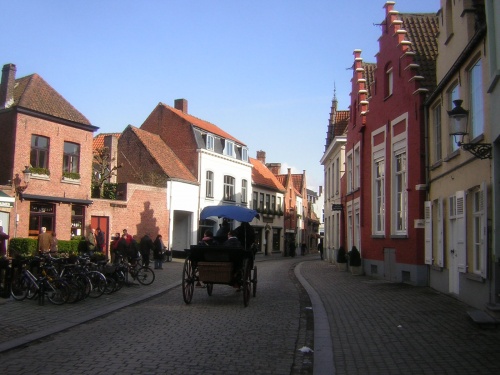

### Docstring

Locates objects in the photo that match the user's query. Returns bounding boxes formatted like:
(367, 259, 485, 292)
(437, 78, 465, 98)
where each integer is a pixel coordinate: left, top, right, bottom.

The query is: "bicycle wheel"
(87, 271, 106, 298)
(104, 276, 117, 294)
(10, 275, 32, 301)
(46, 279, 70, 305)
(112, 270, 125, 291)
(136, 267, 155, 285)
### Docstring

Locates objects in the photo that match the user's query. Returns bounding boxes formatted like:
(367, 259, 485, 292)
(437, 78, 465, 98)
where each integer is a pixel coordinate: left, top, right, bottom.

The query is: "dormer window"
(224, 140, 235, 157)
(206, 134, 214, 151)
(242, 147, 248, 162)
(385, 64, 393, 98)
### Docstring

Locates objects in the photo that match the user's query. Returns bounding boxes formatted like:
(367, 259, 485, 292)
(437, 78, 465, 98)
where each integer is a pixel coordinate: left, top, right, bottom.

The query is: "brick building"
(0, 63, 98, 242)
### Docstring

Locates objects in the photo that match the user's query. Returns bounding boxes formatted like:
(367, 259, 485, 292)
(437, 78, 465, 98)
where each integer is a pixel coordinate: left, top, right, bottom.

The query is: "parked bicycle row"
(8, 253, 155, 305)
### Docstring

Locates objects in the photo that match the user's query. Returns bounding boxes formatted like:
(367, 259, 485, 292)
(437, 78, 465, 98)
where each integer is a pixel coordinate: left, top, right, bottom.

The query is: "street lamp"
(448, 100, 492, 160)
(15, 166, 31, 196)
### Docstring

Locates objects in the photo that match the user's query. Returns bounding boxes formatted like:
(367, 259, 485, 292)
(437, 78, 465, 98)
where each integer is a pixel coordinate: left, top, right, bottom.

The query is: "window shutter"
(437, 198, 444, 267)
(424, 201, 432, 265)
(480, 182, 488, 278)
(455, 191, 467, 273)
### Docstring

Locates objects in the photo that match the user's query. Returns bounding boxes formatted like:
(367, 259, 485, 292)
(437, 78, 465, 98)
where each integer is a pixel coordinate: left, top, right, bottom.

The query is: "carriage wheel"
(182, 258, 195, 304)
(242, 259, 251, 307)
(206, 283, 213, 296)
(252, 265, 257, 297)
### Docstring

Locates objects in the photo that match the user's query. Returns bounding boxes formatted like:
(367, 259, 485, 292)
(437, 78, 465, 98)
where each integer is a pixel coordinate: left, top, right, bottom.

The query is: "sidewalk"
(0, 259, 185, 353)
(297, 259, 500, 375)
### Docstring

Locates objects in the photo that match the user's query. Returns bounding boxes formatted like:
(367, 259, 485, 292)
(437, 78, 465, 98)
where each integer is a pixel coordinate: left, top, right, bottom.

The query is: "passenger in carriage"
(224, 230, 242, 247)
(198, 230, 215, 246)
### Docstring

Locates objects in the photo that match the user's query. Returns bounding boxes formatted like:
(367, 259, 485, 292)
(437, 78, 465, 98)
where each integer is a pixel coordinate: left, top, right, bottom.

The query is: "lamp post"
(448, 100, 492, 160)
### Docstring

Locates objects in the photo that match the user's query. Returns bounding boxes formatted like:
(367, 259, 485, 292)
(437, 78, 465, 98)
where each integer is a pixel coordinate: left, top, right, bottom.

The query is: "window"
(394, 151, 407, 233)
(271, 195, 276, 211)
(265, 194, 270, 210)
(242, 147, 248, 162)
(469, 59, 484, 139)
(223, 175, 235, 201)
(433, 104, 442, 161)
(206, 134, 214, 150)
(206, 171, 214, 198)
(241, 179, 248, 203)
(259, 193, 264, 210)
(29, 202, 55, 236)
(63, 142, 80, 174)
(277, 197, 282, 212)
(354, 147, 360, 189)
(30, 135, 49, 169)
(347, 153, 353, 193)
(472, 183, 487, 277)
(252, 191, 258, 210)
(374, 158, 385, 233)
(335, 157, 340, 195)
(385, 64, 393, 98)
(449, 84, 460, 152)
(71, 205, 85, 238)
(224, 140, 235, 157)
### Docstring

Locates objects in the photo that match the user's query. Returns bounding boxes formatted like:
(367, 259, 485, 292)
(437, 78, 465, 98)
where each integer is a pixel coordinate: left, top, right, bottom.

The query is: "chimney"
(174, 98, 188, 113)
(0, 63, 16, 109)
(266, 163, 281, 175)
(256, 150, 266, 164)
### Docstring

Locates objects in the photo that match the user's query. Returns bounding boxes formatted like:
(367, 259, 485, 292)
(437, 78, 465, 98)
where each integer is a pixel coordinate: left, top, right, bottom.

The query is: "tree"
(92, 146, 122, 198)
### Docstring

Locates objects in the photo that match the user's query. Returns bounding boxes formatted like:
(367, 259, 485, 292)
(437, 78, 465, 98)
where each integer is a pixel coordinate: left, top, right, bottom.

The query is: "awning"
(0, 191, 15, 208)
(21, 193, 93, 206)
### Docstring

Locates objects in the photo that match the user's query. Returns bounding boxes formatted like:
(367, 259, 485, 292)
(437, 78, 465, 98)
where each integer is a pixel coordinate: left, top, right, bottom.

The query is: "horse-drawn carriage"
(181, 205, 258, 307)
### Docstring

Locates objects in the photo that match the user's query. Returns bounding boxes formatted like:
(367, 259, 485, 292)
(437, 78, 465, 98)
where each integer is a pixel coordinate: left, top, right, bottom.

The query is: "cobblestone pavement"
(2, 255, 500, 374)
(298, 259, 500, 375)
(0, 255, 313, 375)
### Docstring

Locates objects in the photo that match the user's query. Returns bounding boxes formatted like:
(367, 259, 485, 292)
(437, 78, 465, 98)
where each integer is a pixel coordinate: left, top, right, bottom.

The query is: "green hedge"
(8, 237, 88, 257)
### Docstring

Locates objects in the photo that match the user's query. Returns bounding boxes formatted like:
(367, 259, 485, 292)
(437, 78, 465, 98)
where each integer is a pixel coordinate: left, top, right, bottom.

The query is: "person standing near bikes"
(153, 234, 165, 270)
(139, 233, 154, 268)
(37, 227, 52, 255)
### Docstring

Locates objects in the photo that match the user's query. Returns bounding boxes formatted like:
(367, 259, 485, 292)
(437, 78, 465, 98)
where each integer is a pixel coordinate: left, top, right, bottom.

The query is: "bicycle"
(118, 255, 155, 286)
(11, 257, 70, 305)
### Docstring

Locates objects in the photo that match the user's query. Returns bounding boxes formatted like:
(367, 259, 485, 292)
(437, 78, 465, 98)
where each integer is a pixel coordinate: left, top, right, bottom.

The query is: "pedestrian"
(37, 227, 52, 254)
(318, 240, 324, 260)
(86, 227, 96, 255)
(301, 242, 306, 256)
(224, 230, 242, 247)
(288, 240, 296, 257)
(110, 232, 121, 264)
(117, 233, 130, 263)
(0, 226, 9, 257)
(50, 232, 58, 255)
(198, 230, 215, 246)
(139, 233, 154, 267)
(95, 227, 105, 253)
(153, 234, 165, 269)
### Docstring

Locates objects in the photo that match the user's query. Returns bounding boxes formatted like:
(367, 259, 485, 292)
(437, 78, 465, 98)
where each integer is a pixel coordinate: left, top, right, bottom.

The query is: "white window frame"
(448, 83, 460, 153)
(468, 58, 484, 139)
(346, 152, 353, 193)
(224, 140, 235, 157)
(205, 170, 214, 198)
(223, 175, 235, 202)
(472, 182, 488, 277)
(347, 202, 353, 251)
(354, 145, 360, 190)
(386, 66, 394, 97)
(242, 147, 248, 162)
(393, 148, 407, 234)
(206, 134, 214, 151)
(241, 179, 248, 203)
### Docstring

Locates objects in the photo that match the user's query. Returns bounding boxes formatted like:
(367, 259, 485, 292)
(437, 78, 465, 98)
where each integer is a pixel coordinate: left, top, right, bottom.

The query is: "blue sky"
(4, 0, 439, 191)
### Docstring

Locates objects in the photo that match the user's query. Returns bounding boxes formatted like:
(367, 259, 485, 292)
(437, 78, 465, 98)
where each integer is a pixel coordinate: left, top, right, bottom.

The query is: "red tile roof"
(250, 158, 286, 192)
(14, 74, 93, 126)
(128, 126, 197, 183)
(93, 133, 121, 150)
(161, 103, 246, 146)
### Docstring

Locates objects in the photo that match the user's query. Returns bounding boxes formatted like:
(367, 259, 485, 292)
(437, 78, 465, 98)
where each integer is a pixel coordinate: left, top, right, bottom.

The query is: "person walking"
(95, 227, 105, 253)
(50, 232, 59, 255)
(86, 228, 96, 255)
(110, 232, 121, 264)
(37, 227, 52, 254)
(0, 226, 9, 257)
(153, 234, 165, 270)
(318, 240, 324, 260)
(139, 233, 154, 268)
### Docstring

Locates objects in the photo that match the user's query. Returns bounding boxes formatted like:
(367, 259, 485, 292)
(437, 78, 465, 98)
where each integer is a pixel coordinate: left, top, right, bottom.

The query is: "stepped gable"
(400, 13, 439, 92)
(250, 157, 286, 191)
(128, 125, 197, 183)
(14, 73, 92, 126)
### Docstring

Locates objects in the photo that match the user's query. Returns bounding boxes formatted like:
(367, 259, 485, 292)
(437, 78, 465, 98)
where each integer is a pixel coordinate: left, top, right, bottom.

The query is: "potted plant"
(336, 246, 347, 271)
(349, 246, 363, 275)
